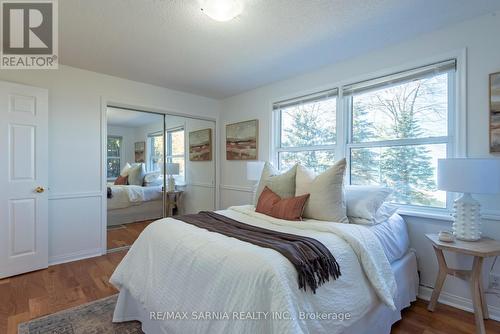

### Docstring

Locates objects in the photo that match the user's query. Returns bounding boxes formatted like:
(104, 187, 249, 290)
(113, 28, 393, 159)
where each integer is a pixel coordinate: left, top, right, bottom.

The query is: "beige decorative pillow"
(295, 159, 348, 223)
(127, 163, 146, 186)
(253, 163, 297, 205)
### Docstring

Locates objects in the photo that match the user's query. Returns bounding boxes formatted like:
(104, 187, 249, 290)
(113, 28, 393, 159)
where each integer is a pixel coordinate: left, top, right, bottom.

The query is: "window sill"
(397, 207, 454, 222)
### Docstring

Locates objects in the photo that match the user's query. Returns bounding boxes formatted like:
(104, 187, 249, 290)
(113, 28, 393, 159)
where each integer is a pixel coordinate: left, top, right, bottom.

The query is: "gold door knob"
(35, 186, 45, 193)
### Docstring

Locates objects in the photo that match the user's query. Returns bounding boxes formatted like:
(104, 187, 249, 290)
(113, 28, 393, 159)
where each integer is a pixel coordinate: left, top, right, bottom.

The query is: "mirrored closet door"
(105, 107, 216, 251)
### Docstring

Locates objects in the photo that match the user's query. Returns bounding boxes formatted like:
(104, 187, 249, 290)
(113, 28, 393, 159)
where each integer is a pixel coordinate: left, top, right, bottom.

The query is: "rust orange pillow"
(256, 186, 310, 221)
(114, 175, 128, 185)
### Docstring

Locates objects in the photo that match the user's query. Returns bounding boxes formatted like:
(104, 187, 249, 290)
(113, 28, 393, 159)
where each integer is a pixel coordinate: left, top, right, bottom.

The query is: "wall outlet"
(488, 273, 500, 292)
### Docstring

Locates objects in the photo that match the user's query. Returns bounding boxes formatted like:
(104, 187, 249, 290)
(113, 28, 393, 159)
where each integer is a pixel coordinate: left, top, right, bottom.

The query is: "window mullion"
(347, 136, 448, 149)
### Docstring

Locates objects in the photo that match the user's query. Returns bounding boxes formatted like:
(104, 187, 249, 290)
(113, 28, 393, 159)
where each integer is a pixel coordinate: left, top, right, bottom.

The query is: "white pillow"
(127, 163, 146, 186)
(345, 185, 393, 225)
(144, 171, 161, 183)
(295, 159, 348, 223)
(253, 163, 297, 204)
(120, 163, 132, 177)
(373, 203, 399, 225)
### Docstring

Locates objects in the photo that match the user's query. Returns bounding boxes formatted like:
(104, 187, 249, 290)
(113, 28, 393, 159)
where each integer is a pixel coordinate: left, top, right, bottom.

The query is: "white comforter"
(107, 184, 163, 210)
(110, 205, 397, 334)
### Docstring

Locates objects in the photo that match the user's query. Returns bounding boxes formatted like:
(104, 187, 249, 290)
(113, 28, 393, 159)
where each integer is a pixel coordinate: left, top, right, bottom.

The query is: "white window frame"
(166, 126, 186, 184)
(272, 89, 339, 171)
(344, 60, 456, 213)
(107, 135, 122, 180)
(147, 131, 164, 172)
(271, 53, 466, 219)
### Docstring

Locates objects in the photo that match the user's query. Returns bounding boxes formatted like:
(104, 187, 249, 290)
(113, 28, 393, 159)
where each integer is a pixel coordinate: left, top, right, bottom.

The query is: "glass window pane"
(352, 73, 448, 143)
(149, 135, 164, 172)
(171, 130, 185, 155)
(278, 150, 335, 174)
(107, 158, 121, 179)
(107, 136, 121, 157)
(350, 144, 446, 207)
(280, 97, 336, 148)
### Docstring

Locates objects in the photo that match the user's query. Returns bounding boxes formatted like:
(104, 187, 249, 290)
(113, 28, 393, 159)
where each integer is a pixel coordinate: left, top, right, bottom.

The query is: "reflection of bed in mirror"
(105, 106, 216, 251)
(107, 182, 164, 226)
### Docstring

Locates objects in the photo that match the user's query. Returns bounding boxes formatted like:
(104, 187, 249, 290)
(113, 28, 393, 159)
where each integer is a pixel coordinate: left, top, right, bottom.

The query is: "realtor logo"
(1, 0, 58, 69)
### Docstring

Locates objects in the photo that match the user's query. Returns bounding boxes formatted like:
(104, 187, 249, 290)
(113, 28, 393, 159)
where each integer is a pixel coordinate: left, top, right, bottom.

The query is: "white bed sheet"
(110, 205, 399, 334)
(112, 251, 418, 334)
(108, 184, 163, 210)
(368, 214, 410, 264)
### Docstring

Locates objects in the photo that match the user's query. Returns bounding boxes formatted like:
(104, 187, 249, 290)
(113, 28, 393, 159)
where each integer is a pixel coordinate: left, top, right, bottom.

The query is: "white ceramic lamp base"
(168, 176, 176, 192)
(452, 193, 481, 241)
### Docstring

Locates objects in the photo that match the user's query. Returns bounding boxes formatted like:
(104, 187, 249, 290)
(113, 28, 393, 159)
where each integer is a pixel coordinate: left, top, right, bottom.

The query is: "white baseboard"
(418, 285, 500, 321)
(49, 248, 102, 266)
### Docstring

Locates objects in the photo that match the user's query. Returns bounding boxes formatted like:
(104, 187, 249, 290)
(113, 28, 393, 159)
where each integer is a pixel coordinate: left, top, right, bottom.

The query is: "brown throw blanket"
(175, 211, 341, 293)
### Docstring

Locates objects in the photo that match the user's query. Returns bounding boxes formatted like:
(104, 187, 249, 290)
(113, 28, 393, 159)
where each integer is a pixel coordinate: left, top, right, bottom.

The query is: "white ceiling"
(107, 107, 163, 127)
(60, 0, 500, 98)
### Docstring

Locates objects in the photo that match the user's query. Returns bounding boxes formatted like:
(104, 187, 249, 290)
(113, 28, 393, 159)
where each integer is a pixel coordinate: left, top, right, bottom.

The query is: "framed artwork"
(490, 72, 500, 153)
(189, 128, 212, 161)
(134, 141, 145, 163)
(226, 119, 258, 160)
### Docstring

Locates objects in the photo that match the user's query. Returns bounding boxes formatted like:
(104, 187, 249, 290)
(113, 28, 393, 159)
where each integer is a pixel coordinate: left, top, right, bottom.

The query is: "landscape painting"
(134, 141, 145, 163)
(226, 119, 258, 160)
(490, 72, 500, 153)
(189, 128, 212, 161)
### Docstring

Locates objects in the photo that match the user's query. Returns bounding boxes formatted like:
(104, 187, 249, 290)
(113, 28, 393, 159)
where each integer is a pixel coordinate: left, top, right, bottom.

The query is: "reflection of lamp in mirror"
(166, 163, 180, 192)
(437, 159, 500, 241)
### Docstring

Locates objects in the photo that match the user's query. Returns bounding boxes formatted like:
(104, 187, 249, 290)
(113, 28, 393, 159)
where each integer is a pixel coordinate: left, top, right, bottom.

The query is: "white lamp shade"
(166, 163, 180, 175)
(246, 161, 265, 181)
(437, 159, 500, 194)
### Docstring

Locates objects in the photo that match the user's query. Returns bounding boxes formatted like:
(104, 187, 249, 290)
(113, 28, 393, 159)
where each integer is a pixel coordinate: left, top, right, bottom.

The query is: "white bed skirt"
(112, 250, 418, 334)
(107, 200, 163, 226)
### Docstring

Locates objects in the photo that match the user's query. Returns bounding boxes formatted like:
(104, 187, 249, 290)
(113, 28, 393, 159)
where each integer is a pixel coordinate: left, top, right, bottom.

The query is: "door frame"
(99, 97, 219, 255)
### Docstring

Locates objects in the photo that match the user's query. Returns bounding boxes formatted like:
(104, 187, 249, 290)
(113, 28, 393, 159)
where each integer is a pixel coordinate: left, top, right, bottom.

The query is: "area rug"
(18, 295, 143, 334)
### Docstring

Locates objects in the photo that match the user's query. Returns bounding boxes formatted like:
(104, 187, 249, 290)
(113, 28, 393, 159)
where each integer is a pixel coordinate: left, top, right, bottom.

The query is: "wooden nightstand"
(164, 190, 183, 217)
(426, 233, 500, 334)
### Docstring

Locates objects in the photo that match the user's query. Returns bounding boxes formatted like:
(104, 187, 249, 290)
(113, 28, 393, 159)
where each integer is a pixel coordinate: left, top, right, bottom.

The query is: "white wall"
(0, 64, 220, 264)
(219, 12, 500, 317)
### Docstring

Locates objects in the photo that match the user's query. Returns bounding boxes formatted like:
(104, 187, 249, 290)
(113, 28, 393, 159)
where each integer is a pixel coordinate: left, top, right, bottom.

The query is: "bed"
(107, 184, 163, 226)
(110, 205, 418, 333)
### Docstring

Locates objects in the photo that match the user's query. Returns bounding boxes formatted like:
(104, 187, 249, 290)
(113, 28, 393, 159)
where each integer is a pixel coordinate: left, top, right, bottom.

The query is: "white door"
(0, 81, 48, 279)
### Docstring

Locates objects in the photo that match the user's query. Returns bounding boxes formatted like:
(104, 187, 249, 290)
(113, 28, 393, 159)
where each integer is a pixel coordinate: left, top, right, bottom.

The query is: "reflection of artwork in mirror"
(490, 72, 500, 152)
(226, 119, 258, 160)
(135, 141, 145, 162)
(189, 128, 212, 161)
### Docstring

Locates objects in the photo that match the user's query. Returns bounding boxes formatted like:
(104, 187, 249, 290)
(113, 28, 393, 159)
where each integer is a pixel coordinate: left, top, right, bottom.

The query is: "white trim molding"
(419, 285, 500, 322)
(482, 210, 500, 221)
(220, 184, 254, 193)
(49, 192, 103, 201)
(49, 248, 102, 266)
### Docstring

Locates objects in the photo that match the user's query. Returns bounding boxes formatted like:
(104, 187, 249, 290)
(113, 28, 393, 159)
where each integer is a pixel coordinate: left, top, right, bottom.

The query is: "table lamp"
(166, 163, 180, 192)
(437, 158, 500, 241)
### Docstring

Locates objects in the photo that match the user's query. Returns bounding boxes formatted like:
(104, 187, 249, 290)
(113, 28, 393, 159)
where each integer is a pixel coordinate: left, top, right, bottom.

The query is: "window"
(273, 89, 338, 173)
(107, 136, 122, 179)
(345, 60, 456, 208)
(166, 127, 185, 184)
(272, 59, 458, 211)
(148, 132, 164, 172)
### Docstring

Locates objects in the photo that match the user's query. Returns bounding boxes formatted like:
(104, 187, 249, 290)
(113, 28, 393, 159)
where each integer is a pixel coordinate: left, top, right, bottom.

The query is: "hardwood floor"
(0, 251, 126, 334)
(1, 248, 500, 333)
(107, 220, 154, 250)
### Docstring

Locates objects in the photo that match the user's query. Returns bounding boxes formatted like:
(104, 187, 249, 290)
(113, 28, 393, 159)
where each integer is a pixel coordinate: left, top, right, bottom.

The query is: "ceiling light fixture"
(200, 0, 243, 22)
